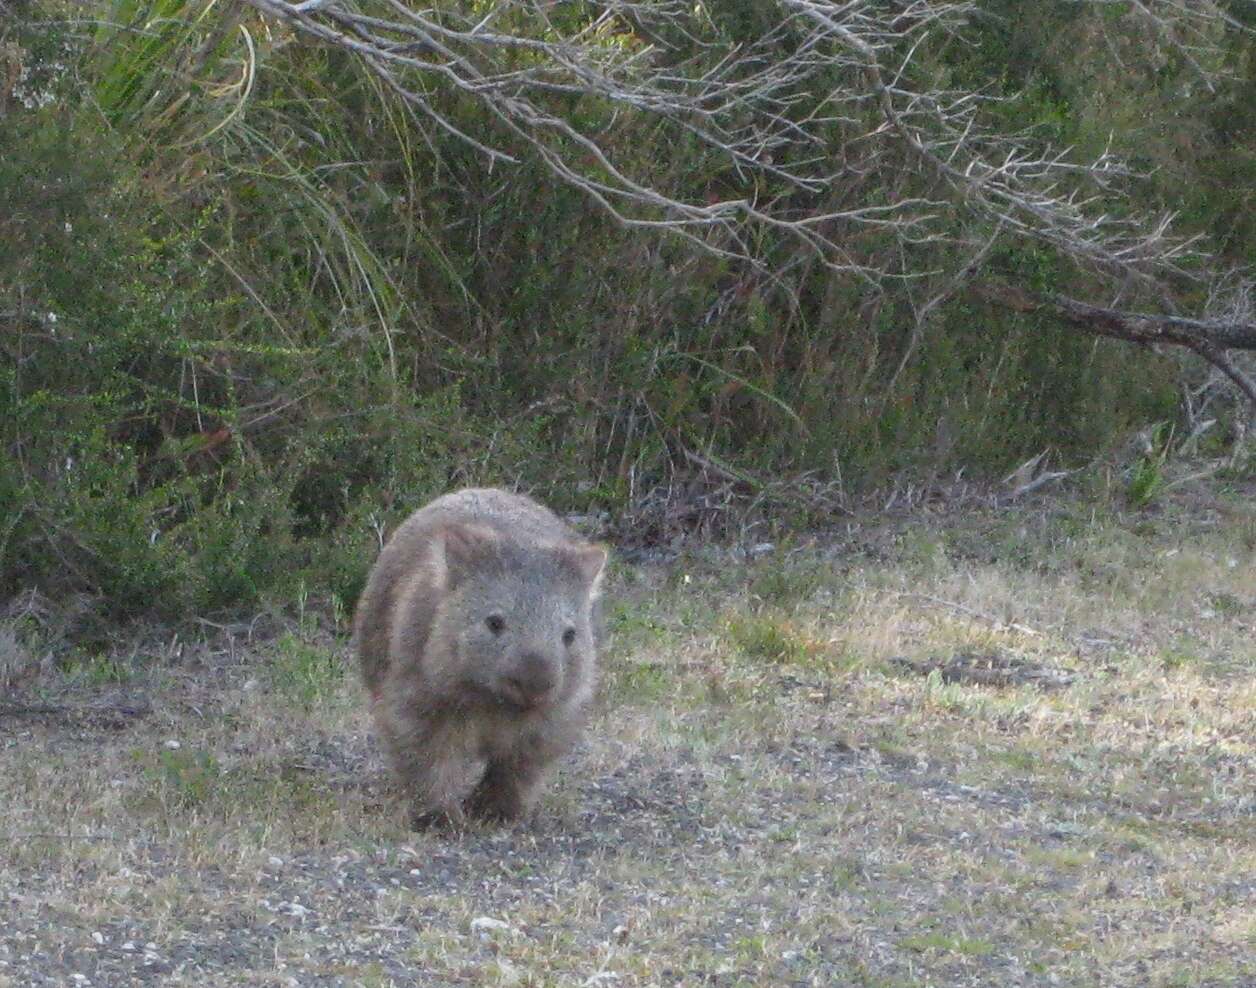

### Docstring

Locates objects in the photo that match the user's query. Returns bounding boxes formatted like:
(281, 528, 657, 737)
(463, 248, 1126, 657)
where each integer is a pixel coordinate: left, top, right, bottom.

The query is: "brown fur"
(354, 488, 607, 827)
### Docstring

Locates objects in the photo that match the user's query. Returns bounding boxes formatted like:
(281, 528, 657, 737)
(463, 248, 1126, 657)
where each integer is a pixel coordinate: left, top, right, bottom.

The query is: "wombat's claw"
(408, 807, 460, 831)
(464, 794, 528, 826)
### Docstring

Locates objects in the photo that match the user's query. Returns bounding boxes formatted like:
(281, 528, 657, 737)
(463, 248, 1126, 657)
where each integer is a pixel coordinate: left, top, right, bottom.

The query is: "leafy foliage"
(2, 1, 1252, 621)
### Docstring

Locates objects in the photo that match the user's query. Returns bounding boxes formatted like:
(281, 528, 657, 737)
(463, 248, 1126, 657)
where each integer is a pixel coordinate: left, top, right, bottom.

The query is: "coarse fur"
(354, 488, 607, 828)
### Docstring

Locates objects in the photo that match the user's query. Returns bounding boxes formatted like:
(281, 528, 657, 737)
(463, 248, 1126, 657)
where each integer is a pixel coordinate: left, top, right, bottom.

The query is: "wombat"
(354, 488, 607, 827)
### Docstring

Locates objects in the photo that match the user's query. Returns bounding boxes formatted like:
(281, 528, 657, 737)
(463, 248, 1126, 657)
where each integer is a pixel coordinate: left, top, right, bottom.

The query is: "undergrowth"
(2, 1, 1250, 625)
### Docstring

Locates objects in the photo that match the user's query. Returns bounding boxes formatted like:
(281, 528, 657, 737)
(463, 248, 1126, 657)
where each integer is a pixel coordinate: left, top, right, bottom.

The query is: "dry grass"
(2, 490, 1254, 987)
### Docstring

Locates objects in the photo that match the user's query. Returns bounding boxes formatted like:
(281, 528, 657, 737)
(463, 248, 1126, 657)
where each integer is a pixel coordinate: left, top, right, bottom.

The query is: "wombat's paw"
(464, 787, 529, 825)
(408, 806, 462, 832)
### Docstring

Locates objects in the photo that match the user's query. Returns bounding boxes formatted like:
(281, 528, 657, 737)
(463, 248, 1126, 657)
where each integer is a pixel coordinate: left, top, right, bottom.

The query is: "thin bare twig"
(237, 0, 1256, 406)
(895, 591, 1042, 637)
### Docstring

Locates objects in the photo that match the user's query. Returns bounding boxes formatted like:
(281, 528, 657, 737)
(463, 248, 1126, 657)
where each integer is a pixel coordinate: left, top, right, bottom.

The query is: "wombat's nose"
(505, 652, 558, 704)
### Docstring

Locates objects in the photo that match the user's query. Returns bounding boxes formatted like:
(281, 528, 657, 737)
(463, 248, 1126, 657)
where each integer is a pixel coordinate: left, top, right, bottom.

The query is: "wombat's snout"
(500, 651, 559, 709)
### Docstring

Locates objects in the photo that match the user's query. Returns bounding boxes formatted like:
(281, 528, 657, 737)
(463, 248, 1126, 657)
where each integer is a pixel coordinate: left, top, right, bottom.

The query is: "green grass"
(725, 612, 815, 665)
(269, 632, 345, 709)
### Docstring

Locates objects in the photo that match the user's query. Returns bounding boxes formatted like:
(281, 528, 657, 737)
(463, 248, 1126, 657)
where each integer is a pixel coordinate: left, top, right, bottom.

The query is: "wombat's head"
(429, 523, 607, 712)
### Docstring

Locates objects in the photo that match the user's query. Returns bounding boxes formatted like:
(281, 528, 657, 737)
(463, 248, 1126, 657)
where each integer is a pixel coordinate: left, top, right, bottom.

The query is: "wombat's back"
(353, 488, 582, 697)
(414, 488, 573, 543)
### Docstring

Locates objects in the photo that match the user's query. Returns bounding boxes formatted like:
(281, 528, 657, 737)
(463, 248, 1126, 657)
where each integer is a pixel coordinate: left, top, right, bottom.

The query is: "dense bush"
(3, 1, 1249, 621)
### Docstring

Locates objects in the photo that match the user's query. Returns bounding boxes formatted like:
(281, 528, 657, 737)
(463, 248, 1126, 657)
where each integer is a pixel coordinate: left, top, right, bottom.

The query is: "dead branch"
(973, 280, 1256, 407)
(235, 0, 1256, 405)
(240, 0, 1215, 276)
(896, 591, 1042, 638)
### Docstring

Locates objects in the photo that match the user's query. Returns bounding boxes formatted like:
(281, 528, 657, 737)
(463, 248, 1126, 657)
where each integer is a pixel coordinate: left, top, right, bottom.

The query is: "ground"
(1, 488, 1254, 987)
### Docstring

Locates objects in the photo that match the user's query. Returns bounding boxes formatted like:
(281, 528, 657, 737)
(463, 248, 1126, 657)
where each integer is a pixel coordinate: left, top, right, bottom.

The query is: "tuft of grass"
(612, 661, 673, 704)
(140, 746, 223, 809)
(747, 555, 826, 608)
(1160, 635, 1205, 671)
(63, 652, 133, 686)
(725, 612, 814, 665)
(0, 624, 38, 690)
(269, 633, 345, 708)
(900, 931, 996, 957)
(1126, 424, 1173, 508)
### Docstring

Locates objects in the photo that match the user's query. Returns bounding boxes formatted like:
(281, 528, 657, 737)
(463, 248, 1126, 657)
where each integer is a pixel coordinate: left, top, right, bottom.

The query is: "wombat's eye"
(562, 627, 576, 647)
(485, 615, 505, 635)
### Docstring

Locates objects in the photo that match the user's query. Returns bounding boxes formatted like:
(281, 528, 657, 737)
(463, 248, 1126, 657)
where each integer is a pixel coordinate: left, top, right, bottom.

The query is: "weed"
(63, 652, 132, 686)
(606, 602, 670, 650)
(726, 613, 813, 665)
(748, 555, 825, 607)
(270, 633, 345, 708)
(613, 661, 673, 704)
(1160, 638, 1203, 671)
(1127, 423, 1174, 508)
(900, 931, 995, 957)
(142, 746, 222, 809)
(1206, 591, 1245, 618)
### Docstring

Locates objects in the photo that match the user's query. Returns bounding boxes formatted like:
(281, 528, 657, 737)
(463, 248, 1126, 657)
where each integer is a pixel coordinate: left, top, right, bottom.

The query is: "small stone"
(471, 916, 514, 938)
(91, 932, 104, 945)
(164, 740, 181, 750)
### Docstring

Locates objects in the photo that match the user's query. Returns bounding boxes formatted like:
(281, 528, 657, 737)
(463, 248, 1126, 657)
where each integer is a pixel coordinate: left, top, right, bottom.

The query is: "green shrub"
(2, 1, 1242, 629)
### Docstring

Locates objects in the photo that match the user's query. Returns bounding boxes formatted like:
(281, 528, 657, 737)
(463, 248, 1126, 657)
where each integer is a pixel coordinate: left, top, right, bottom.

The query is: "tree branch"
(236, 0, 1256, 405)
(973, 281, 1256, 351)
(974, 280, 1256, 410)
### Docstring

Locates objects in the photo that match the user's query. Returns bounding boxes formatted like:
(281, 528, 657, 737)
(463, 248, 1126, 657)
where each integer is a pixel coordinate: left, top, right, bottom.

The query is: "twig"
(0, 701, 63, 717)
(895, 591, 1041, 637)
(1007, 470, 1073, 500)
(0, 832, 121, 841)
(0, 701, 151, 721)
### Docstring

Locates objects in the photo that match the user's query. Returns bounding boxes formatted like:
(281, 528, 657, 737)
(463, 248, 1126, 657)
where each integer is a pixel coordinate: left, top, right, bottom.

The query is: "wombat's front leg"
(397, 745, 478, 830)
(467, 722, 580, 823)
(375, 700, 475, 828)
(464, 755, 550, 823)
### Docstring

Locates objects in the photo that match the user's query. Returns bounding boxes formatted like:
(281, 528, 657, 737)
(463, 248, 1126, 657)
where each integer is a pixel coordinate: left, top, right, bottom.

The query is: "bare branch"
(975, 279, 1256, 411)
(235, 0, 1256, 409)
(973, 280, 1256, 352)
(1067, 0, 1255, 89)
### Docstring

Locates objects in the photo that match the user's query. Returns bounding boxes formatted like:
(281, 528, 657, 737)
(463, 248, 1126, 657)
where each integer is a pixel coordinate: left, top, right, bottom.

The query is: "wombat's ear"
(569, 544, 608, 597)
(430, 523, 498, 589)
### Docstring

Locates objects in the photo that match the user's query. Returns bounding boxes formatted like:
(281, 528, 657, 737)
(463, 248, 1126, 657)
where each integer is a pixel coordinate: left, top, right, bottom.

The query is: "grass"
(1, 488, 1254, 986)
